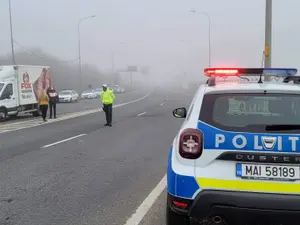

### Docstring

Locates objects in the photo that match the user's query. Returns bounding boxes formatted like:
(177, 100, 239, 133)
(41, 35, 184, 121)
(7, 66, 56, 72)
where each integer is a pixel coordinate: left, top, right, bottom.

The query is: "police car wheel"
(166, 203, 189, 225)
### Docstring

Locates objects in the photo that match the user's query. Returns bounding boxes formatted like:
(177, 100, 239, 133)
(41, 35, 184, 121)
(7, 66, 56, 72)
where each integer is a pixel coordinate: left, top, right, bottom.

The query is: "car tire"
(166, 203, 189, 225)
(0, 108, 8, 121)
(10, 112, 18, 117)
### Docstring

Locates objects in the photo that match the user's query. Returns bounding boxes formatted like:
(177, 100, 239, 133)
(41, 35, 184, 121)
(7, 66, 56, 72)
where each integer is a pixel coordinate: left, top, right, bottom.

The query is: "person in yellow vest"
(38, 89, 49, 122)
(99, 84, 115, 127)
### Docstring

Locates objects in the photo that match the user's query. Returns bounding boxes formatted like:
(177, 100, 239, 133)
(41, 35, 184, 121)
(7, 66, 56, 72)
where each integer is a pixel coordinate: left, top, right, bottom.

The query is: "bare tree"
(0, 48, 107, 92)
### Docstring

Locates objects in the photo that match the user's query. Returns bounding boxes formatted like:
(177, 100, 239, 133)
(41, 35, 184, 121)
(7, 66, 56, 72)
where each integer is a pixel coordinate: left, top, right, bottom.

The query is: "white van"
(0, 65, 51, 121)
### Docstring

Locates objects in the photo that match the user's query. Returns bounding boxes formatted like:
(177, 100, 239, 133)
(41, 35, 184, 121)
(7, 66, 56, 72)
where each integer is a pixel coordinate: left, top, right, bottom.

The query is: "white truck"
(0, 65, 51, 121)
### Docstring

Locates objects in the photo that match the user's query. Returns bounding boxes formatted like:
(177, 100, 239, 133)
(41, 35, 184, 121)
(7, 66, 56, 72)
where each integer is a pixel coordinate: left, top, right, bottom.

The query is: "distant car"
(94, 88, 102, 96)
(107, 84, 124, 93)
(58, 90, 78, 103)
(81, 89, 97, 99)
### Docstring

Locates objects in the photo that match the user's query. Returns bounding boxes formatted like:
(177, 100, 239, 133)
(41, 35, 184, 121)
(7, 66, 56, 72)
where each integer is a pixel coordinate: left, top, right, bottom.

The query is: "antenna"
(258, 50, 265, 83)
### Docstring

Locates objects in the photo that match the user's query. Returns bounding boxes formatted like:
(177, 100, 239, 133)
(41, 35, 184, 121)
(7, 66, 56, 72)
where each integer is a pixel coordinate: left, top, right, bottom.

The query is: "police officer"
(47, 87, 58, 119)
(100, 84, 115, 126)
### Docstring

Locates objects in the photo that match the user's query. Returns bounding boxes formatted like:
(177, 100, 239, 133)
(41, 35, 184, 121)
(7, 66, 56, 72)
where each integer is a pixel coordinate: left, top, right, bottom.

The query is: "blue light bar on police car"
(204, 68, 298, 77)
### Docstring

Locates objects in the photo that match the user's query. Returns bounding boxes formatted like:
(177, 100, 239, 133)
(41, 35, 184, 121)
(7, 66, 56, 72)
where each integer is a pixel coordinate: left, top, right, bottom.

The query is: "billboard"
(127, 66, 138, 72)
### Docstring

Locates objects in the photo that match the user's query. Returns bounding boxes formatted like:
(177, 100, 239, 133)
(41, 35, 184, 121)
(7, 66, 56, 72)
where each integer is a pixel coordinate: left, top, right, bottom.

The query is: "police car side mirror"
(173, 107, 187, 118)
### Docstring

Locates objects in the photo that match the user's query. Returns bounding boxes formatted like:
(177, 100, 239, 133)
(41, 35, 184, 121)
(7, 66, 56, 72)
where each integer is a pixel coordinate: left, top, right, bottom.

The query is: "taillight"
(179, 128, 203, 159)
(172, 201, 188, 209)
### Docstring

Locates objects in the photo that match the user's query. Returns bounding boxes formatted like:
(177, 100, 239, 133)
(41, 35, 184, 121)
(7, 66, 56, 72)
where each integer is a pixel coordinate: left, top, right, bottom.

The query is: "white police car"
(167, 68, 300, 225)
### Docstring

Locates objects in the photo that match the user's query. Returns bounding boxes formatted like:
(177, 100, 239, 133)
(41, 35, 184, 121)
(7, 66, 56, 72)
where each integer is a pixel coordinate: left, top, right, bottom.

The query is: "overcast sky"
(0, 0, 299, 78)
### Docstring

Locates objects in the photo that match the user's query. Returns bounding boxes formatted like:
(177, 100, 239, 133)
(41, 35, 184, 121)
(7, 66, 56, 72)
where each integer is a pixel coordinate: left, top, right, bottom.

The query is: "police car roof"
(204, 82, 300, 94)
(202, 67, 300, 94)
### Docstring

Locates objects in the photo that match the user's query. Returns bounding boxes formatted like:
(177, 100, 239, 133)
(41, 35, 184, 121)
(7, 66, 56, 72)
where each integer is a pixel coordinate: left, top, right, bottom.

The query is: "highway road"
(0, 87, 194, 225)
(0, 89, 158, 134)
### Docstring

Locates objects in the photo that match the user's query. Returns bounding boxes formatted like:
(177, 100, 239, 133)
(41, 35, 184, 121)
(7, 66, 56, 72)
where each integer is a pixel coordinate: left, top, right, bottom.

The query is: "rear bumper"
(168, 190, 300, 225)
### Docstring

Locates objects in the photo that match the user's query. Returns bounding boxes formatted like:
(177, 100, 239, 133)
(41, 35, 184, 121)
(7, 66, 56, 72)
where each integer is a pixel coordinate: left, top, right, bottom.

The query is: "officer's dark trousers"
(49, 102, 56, 118)
(103, 104, 112, 125)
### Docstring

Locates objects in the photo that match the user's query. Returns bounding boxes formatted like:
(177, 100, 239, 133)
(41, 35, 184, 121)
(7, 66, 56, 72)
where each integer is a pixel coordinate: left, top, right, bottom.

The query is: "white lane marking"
(137, 112, 147, 116)
(124, 175, 166, 225)
(1, 130, 10, 132)
(160, 102, 164, 106)
(42, 133, 86, 148)
(0, 120, 34, 126)
(0, 92, 152, 134)
(115, 92, 151, 107)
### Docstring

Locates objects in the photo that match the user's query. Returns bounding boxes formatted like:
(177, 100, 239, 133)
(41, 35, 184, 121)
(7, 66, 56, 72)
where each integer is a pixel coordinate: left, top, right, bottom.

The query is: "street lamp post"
(190, 9, 212, 67)
(111, 41, 126, 84)
(179, 40, 189, 76)
(111, 51, 115, 72)
(8, 0, 15, 64)
(111, 41, 125, 72)
(264, 0, 272, 68)
(78, 15, 96, 93)
(264, 0, 272, 81)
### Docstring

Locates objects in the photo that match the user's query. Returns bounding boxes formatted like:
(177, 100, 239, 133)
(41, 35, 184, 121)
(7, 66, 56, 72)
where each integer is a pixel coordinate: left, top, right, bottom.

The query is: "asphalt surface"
(0, 87, 193, 225)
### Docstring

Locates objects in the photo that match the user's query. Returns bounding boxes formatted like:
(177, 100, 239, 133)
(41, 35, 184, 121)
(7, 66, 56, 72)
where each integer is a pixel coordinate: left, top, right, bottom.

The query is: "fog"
(0, 48, 146, 91)
(1, 0, 300, 91)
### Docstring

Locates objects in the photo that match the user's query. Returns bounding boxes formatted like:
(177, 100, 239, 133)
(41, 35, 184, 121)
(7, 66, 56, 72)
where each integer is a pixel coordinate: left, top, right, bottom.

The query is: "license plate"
(236, 163, 300, 181)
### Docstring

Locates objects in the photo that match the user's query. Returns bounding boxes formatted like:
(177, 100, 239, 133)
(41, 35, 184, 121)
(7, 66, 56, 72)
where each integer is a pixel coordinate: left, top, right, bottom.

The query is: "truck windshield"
(0, 83, 4, 93)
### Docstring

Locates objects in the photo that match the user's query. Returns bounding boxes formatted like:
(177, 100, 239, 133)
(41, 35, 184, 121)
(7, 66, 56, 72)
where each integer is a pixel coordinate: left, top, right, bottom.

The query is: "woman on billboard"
(33, 67, 51, 102)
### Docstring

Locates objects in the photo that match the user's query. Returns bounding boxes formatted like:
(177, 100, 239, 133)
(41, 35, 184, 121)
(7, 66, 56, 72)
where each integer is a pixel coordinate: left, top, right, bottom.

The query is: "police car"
(167, 68, 300, 225)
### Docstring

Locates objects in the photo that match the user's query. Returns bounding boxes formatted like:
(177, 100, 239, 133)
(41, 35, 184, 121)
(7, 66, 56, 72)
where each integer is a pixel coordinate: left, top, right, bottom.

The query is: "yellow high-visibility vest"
(100, 89, 115, 104)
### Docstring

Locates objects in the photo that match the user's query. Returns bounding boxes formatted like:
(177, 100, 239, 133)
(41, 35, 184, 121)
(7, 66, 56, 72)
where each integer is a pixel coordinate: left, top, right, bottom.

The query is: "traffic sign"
(128, 66, 138, 72)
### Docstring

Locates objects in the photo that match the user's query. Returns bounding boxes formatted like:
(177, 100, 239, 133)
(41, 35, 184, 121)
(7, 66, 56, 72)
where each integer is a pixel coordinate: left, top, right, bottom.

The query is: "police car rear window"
(199, 93, 300, 133)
